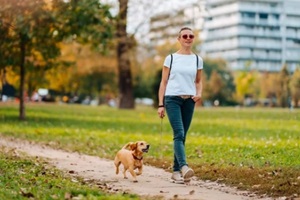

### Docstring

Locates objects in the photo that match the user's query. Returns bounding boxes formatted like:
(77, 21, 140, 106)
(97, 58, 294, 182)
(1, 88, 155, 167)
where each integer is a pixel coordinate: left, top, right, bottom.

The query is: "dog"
(114, 141, 150, 182)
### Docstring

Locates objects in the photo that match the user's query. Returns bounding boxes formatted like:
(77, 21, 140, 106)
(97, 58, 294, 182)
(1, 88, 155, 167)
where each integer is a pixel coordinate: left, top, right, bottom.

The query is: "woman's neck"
(176, 47, 193, 55)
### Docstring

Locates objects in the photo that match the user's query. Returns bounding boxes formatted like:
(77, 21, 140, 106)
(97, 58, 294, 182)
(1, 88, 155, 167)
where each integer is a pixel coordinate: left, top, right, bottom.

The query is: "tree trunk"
(19, 34, 26, 120)
(117, 0, 134, 109)
(0, 68, 6, 86)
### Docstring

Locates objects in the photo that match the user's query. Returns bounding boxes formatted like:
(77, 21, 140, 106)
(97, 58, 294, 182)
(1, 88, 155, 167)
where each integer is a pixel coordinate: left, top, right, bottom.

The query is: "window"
(270, 3, 278, 8)
(242, 12, 255, 18)
(259, 13, 268, 19)
(272, 14, 279, 20)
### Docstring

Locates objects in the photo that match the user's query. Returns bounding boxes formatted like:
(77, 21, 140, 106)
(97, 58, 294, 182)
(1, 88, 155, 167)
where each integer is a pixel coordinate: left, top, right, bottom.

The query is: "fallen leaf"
(189, 190, 195, 195)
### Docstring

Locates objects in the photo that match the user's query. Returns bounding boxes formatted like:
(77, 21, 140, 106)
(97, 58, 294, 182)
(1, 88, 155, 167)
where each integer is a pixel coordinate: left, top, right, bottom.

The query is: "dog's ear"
(130, 142, 137, 150)
(123, 142, 134, 150)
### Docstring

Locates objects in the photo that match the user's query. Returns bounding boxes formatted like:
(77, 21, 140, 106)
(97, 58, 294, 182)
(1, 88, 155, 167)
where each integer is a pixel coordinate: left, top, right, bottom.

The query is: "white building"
(201, 0, 300, 72)
(149, 4, 204, 47)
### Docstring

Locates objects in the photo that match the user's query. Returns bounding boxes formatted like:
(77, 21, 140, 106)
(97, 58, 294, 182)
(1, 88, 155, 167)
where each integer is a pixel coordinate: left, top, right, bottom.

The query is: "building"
(149, 4, 204, 47)
(201, 0, 300, 72)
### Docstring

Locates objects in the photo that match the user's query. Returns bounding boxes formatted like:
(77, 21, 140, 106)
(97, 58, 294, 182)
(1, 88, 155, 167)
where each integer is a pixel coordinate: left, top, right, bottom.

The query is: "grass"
(0, 146, 139, 200)
(0, 102, 299, 198)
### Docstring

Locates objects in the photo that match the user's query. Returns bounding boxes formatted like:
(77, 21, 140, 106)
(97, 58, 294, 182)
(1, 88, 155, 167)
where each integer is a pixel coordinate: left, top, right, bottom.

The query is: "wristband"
(158, 105, 164, 108)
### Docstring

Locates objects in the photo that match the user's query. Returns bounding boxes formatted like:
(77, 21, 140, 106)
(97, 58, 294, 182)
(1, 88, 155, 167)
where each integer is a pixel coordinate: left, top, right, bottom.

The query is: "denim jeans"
(164, 96, 195, 172)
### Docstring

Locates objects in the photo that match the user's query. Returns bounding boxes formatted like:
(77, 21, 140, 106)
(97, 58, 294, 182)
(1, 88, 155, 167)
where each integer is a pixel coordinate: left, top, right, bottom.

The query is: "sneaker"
(181, 165, 194, 180)
(170, 171, 184, 184)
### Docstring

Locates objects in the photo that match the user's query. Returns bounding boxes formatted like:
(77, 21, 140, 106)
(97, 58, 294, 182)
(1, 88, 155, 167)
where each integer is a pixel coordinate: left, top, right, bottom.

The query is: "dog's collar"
(132, 153, 143, 161)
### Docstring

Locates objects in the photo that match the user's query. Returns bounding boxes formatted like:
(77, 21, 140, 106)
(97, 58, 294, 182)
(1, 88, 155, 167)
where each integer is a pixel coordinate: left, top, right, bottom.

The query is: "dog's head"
(127, 141, 150, 153)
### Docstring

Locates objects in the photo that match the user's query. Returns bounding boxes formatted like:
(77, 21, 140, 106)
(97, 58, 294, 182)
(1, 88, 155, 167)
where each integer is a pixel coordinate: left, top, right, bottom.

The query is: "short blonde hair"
(178, 27, 192, 38)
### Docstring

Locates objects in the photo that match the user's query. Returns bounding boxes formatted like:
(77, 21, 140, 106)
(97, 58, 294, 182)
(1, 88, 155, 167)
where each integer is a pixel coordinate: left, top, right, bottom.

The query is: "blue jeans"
(165, 96, 195, 172)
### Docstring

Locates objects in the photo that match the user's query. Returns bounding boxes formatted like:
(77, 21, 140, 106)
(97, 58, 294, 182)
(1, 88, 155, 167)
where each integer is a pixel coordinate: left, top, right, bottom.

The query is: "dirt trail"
(0, 136, 272, 200)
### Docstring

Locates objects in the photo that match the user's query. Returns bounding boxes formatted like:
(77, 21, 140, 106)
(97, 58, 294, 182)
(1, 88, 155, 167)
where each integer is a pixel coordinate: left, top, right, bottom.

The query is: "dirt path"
(0, 136, 272, 200)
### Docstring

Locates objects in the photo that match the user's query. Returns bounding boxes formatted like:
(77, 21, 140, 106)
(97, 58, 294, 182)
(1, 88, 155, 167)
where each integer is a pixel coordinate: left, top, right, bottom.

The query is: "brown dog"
(114, 141, 150, 182)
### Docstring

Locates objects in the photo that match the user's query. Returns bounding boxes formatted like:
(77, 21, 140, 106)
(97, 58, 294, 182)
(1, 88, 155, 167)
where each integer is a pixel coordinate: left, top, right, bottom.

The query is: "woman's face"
(178, 29, 194, 48)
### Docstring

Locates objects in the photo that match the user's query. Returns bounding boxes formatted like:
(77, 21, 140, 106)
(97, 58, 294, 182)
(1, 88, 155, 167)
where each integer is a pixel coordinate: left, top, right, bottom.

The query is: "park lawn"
(0, 146, 140, 200)
(0, 103, 299, 198)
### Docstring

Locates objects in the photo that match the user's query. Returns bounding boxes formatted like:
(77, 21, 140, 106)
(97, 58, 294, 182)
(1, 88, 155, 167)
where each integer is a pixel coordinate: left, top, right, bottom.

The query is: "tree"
(45, 42, 118, 103)
(203, 58, 236, 105)
(289, 68, 300, 107)
(276, 65, 290, 107)
(0, 0, 114, 119)
(207, 70, 225, 102)
(0, 0, 61, 120)
(52, 0, 114, 51)
(234, 70, 258, 105)
(116, 0, 135, 108)
(258, 72, 278, 107)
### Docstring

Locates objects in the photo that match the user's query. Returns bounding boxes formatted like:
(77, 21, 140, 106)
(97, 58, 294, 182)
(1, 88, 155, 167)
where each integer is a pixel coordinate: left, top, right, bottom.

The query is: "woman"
(157, 27, 203, 184)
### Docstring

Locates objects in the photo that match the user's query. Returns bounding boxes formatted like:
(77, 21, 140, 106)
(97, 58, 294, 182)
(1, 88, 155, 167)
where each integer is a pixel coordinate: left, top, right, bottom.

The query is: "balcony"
(204, 15, 240, 29)
(239, 2, 281, 14)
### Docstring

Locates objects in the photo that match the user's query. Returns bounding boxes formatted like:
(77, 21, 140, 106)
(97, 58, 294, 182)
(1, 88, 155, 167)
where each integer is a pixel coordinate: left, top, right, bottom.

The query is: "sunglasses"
(181, 34, 195, 39)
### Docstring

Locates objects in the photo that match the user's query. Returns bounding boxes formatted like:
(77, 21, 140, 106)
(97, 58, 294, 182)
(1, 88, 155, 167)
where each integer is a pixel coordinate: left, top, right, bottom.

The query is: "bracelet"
(158, 105, 164, 108)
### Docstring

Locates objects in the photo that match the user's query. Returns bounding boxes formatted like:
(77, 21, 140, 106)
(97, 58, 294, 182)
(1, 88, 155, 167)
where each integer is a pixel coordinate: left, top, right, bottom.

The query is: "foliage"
(0, 0, 61, 77)
(289, 68, 300, 107)
(133, 75, 152, 98)
(206, 70, 225, 103)
(259, 72, 276, 98)
(0, 0, 63, 119)
(130, 39, 153, 99)
(0, 0, 114, 119)
(0, 146, 138, 200)
(0, 104, 299, 197)
(80, 70, 117, 99)
(0, 0, 60, 69)
(202, 58, 236, 105)
(52, 0, 114, 52)
(276, 65, 290, 107)
(234, 70, 258, 104)
(151, 69, 162, 107)
(45, 43, 118, 100)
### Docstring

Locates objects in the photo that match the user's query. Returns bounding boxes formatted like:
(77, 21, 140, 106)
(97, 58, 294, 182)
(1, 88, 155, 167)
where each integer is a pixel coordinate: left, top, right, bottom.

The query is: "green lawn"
(0, 103, 299, 198)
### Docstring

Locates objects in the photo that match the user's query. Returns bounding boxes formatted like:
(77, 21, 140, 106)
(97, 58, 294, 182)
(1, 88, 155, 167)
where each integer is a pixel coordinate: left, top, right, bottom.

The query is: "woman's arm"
(193, 69, 202, 102)
(157, 66, 170, 118)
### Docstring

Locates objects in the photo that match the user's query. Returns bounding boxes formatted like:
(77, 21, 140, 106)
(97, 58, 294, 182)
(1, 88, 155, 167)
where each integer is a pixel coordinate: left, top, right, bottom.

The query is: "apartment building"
(149, 5, 203, 47)
(201, 0, 300, 71)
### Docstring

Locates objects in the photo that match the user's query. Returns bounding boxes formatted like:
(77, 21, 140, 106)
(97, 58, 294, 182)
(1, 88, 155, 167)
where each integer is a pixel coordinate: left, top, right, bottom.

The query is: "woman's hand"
(157, 107, 165, 118)
(192, 94, 202, 103)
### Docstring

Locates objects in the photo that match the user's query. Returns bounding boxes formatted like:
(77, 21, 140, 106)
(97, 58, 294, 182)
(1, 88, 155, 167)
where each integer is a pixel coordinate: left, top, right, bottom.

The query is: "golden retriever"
(114, 141, 150, 182)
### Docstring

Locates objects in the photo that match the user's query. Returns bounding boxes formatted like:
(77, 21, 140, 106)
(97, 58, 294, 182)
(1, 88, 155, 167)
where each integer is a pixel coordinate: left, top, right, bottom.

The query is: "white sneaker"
(170, 171, 184, 184)
(181, 165, 194, 180)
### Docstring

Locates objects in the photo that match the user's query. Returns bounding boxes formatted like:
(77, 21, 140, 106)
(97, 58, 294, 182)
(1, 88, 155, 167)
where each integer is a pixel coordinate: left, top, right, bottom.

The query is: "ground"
(0, 136, 274, 200)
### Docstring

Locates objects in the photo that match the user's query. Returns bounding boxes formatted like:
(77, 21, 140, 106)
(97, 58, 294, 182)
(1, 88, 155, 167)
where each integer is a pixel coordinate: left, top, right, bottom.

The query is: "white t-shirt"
(163, 53, 203, 96)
